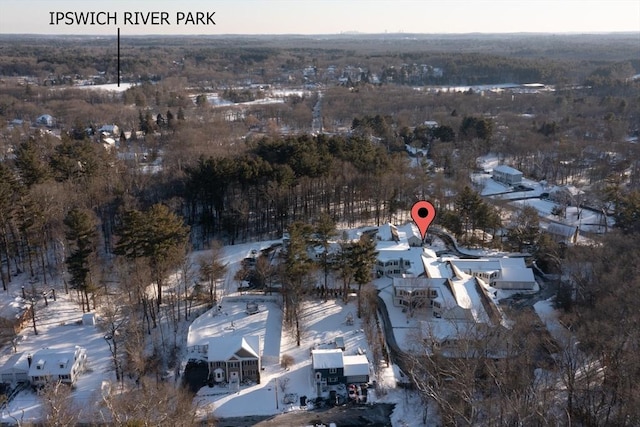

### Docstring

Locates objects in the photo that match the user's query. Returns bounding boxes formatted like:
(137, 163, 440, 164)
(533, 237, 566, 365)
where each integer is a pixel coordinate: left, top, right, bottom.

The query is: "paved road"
(218, 403, 394, 427)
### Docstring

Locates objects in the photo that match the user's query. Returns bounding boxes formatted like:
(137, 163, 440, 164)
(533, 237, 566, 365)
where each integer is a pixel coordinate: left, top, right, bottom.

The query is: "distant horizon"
(1, 0, 638, 36)
(0, 30, 638, 38)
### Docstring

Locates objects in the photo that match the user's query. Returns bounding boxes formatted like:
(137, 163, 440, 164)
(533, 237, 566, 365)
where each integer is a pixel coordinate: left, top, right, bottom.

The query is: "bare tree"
(198, 240, 227, 306)
(40, 381, 81, 427)
(100, 377, 198, 426)
(100, 297, 128, 383)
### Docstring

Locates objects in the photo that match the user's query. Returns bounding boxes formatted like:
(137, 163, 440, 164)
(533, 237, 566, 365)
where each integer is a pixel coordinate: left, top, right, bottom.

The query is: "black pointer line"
(117, 27, 120, 87)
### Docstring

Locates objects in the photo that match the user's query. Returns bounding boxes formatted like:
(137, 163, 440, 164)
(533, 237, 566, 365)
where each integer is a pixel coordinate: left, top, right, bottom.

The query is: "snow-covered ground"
(192, 298, 371, 418)
(0, 285, 113, 423)
(0, 227, 555, 425)
(472, 167, 614, 236)
(71, 83, 137, 92)
(511, 199, 613, 233)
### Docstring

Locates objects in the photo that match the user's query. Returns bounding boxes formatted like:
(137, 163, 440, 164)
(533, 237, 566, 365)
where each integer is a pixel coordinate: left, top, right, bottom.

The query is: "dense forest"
(0, 33, 639, 425)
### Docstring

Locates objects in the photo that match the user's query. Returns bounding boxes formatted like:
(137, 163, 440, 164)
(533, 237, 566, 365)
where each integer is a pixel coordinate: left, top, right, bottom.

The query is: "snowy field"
(71, 83, 137, 92)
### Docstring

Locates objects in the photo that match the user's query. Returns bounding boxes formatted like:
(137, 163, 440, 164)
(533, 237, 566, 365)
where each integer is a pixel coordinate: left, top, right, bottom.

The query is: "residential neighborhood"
(0, 4, 638, 425)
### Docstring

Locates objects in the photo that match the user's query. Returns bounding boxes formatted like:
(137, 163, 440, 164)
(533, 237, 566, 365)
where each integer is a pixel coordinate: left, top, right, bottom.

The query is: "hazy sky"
(1, 0, 639, 35)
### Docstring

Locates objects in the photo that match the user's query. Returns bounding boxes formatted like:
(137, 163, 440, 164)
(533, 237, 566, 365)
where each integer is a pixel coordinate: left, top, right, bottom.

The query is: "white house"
(447, 257, 536, 291)
(493, 165, 523, 186)
(395, 276, 507, 356)
(392, 276, 501, 323)
(376, 247, 435, 277)
(27, 347, 87, 387)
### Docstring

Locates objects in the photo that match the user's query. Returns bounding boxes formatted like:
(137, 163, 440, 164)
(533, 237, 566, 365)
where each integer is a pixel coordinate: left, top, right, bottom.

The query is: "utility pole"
(275, 377, 279, 410)
(30, 299, 37, 335)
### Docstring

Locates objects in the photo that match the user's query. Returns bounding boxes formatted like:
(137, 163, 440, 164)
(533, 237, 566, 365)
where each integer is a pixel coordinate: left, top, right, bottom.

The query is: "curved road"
(376, 295, 413, 384)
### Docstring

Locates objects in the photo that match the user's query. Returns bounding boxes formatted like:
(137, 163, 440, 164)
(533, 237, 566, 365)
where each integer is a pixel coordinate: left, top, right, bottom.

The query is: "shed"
(82, 313, 96, 326)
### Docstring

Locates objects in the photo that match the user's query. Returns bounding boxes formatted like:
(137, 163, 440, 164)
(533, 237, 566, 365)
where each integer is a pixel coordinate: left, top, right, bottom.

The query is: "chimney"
(27, 354, 32, 367)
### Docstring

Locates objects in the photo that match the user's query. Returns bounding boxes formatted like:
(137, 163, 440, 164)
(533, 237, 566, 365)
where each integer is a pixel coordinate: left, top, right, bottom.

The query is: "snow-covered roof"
(377, 223, 400, 242)
(207, 335, 260, 362)
(449, 258, 534, 283)
(343, 355, 369, 377)
(0, 352, 30, 374)
(493, 164, 522, 175)
(397, 222, 422, 241)
(377, 246, 434, 276)
(97, 124, 118, 133)
(28, 347, 86, 378)
(449, 277, 489, 323)
(378, 222, 423, 245)
(376, 240, 410, 254)
(312, 349, 344, 370)
(501, 266, 535, 282)
(0, 297, 30, 321)
(546, 223, 579, 238)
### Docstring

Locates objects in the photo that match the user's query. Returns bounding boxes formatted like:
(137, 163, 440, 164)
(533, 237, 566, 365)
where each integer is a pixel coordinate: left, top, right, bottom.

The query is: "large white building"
(27, 347, 87, 387)
(493, 164, 523, 186)
(448, 258, 536, 290)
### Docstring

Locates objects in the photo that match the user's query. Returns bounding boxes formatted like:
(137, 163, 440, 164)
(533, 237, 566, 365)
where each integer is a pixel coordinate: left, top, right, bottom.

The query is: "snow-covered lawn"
(0, 286, 113, 423)
(193, 298, 372, 418)
(186, 296, 282, 365)
(511, 199, 613, 233)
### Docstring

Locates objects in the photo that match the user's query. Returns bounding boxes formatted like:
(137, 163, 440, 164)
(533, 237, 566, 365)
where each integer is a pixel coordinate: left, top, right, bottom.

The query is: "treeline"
(183, 133, 408, 243)
(1, 35, 637, 88)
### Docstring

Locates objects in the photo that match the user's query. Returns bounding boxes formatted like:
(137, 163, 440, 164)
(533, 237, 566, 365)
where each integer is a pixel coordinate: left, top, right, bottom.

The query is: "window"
(329, 368, 337, 374)
(328, 377, 338, 383)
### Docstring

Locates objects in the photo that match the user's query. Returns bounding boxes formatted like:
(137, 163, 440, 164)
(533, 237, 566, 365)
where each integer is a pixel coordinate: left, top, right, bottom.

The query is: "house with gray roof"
(493, 164, 523, 186)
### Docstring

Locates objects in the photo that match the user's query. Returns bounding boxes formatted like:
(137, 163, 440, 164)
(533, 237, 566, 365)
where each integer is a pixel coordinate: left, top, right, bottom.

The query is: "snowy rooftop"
(377, 246, 436, 272)
(493, 164, 522, 175)
(28, 347, 86, 378)
(207, 335, 260, 361)
(343, 354, 369, 377)
(450, 258, 534, 283)
(311, 348, 344, 370)
(450, 277, 489, 323)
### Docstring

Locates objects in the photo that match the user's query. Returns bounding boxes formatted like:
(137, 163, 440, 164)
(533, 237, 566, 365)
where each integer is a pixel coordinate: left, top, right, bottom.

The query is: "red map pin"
(411, 200, 436, 241)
